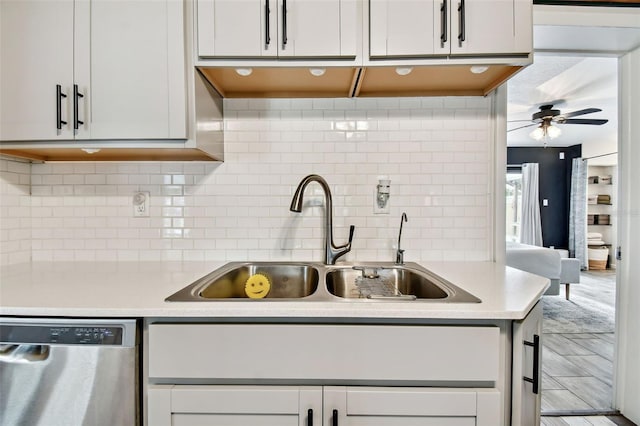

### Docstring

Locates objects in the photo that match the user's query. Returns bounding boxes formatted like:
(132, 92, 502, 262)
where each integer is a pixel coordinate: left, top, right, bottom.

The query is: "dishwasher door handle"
(0, 344, 50, 364)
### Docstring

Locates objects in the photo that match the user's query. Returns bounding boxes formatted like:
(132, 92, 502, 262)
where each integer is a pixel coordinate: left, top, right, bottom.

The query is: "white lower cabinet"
(512, 301, 543, 426)
(146, 323, 505, 425)
(148, 385, 500, 426)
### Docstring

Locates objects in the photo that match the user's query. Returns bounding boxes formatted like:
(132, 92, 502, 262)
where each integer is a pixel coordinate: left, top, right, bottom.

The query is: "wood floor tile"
(545, 334, 597, 356)
(564, 355, 614, 386)
(542, 389, 594, 411)
(561, 333, 602, 340)
(561, 417, 594, 425)
(543, 347, 591, 377)
(554, 376, 613, 410)
(543, 371, 567, 390)
(542, 417, 570, 425)
(541, 417, 630, 426)
(585, 417, 619, 425)
(570, 337, 615, 361)
(597, 333, 616, 344)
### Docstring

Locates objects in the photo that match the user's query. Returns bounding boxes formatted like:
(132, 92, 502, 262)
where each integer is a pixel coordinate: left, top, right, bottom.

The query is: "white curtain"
(569, 158, 588, 269)
(520, 163, 543, 246)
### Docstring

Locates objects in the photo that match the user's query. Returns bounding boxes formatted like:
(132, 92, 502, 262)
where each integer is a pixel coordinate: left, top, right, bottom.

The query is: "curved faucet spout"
(289, 174, 355, 265)
(396, 212, 408, 265)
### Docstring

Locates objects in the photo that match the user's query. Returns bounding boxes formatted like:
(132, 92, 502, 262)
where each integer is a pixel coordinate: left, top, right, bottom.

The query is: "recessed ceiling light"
(395, 67, 413, 76)
(470, 66, 489, 74)
(81, 148, 101, 154)
(309, 68, 326, 77)
(235, 68, 253, 77)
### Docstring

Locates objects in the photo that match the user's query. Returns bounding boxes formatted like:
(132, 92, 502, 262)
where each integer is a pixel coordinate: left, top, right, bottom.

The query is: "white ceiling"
(506, 19, 640, 165)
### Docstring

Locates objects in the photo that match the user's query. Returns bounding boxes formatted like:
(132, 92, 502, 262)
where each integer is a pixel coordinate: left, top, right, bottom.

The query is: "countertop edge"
(0, 260, 550, 321)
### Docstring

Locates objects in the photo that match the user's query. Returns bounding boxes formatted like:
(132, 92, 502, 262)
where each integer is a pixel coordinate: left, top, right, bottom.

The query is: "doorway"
(506, 52, 619, 416)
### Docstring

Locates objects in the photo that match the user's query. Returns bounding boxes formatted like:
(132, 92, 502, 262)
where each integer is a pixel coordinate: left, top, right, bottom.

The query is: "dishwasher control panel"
(1, 324, 125, 346)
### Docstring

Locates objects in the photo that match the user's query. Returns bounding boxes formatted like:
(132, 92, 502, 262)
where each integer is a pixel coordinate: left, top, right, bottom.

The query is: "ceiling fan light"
(529, 126, 544, 141)
(547, 124, 562, 139)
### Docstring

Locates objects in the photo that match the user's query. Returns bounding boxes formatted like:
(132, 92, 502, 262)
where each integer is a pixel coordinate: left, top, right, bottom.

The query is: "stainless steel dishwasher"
(0, 317, 139, 426)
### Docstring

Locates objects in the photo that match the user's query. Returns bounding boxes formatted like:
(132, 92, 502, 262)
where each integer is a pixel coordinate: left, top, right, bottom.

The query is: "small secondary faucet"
(395, 212, 408, 265)
(290, 174, 355, 265)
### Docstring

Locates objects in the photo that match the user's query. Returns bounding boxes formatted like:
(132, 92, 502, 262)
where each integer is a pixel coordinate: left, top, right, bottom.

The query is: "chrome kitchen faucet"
(289, 174, 355, 265)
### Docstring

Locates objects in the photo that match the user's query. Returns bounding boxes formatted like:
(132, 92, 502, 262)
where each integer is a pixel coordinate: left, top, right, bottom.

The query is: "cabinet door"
(148, 385, 322, 426)
(370, 0, 445, 58)
(197, 0, 277, 58)
(449, 0, 517, 55)
(75, 0, 186, 140)
(0, 0, 74, 140)
(325, 386, 483, 425)
(279, 0, 356, 58)
(512, 301, 542, 426)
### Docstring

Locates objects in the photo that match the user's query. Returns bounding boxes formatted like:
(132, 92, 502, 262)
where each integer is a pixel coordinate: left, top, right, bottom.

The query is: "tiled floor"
(542, 415, 637, 425)
(542, 332, 615, 412)
(539, 271, 633, 425)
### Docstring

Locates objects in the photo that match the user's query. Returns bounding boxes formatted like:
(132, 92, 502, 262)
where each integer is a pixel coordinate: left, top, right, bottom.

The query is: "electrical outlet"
(374, 188, 390, 214)
(133, 192, 150, 217)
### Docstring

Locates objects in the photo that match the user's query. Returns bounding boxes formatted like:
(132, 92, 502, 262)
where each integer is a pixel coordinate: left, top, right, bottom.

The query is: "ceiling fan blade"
(507, 119, 534, 123)
(507, 123, 538, 132)
(561, 108, 602, 118)
(563, 118, 609, 125)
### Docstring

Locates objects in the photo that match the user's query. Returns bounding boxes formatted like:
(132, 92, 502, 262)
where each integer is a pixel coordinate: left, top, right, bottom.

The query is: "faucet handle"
(348, 225, 355, 244)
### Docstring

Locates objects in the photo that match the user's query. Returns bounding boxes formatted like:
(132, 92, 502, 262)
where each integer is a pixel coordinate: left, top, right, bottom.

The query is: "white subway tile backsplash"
(1, 96, 494, 264)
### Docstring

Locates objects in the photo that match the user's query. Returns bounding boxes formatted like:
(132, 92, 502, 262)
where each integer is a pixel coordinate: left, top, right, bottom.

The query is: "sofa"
(506, 242, 581, 299)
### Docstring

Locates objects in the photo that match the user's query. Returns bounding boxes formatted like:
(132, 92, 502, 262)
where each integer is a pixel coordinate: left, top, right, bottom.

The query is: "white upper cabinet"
(369, 0, 443, 57)
(76, 0, 186, 140)
(0, 0, 186, 142)
(197, 0, 358, 58)
(369, 0, 531, 58)
(0, 1, 75, 141)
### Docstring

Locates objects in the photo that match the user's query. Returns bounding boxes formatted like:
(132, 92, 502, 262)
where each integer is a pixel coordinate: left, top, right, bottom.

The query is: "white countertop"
(0, 261, 549, 320)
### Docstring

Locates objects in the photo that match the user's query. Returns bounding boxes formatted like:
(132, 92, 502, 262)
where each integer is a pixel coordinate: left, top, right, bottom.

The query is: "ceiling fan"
(508, 104, 609, 143)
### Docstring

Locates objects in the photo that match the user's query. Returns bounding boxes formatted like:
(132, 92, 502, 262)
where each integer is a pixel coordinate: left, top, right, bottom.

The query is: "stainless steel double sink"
(166, 262, 481, 303)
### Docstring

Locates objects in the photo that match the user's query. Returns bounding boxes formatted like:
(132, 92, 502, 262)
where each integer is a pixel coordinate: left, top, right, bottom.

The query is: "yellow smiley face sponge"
(244, 273, 271, 299)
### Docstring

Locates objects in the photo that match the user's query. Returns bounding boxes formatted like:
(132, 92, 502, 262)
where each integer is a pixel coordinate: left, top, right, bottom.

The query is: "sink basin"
(326, 265, 481, 303)
(166, 261, 480, 303)
(326, 267, 446, 299)
(166, 262, 320, 301)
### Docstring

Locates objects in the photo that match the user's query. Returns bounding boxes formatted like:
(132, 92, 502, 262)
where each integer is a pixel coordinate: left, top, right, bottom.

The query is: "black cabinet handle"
(282, 0, 288, 48)
(307, 408, 313, 426)
(457, 0, 465, 44)
(56, 84, 67, 130)
(440, 1, 447, 44)
(73, 84, 84, 131)
(523, 334, 540, 394)
(265, 0, 271, 46)
(332, 409, 338, 426)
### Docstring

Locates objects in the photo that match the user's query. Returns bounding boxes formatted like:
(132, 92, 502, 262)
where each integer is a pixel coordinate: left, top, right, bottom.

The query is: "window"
(506, 170, 522, 242)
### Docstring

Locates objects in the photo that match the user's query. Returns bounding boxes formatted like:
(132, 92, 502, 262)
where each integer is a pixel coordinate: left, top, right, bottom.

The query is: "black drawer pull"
(282, 0, 288, 47)
(440, 1, 447, 44)
(265, 0, 271, 46)
(73, 84, 84, 131)
(523, 334, 540, 394)
(56, 84, 67, 130)
(332, 409, 338, 426)
(458, 0, 465, 43)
